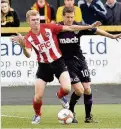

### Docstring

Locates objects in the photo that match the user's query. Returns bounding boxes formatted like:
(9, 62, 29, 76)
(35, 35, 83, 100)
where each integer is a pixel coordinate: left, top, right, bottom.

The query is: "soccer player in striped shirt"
(11, 10, 101, 124)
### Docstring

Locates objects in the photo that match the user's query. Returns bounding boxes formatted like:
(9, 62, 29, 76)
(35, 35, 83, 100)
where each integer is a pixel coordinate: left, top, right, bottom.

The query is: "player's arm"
(62, 21, 101, 32)
(95, 28, 121, 39)
(11, 33, 32, 58)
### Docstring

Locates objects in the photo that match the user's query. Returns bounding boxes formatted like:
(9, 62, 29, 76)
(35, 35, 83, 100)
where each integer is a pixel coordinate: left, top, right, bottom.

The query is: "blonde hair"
(26, 10, 40, 20)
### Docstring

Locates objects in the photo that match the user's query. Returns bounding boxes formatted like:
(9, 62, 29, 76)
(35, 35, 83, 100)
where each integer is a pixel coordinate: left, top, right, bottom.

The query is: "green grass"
(1, 104, 121, 128)
(20, 22, 29, 27)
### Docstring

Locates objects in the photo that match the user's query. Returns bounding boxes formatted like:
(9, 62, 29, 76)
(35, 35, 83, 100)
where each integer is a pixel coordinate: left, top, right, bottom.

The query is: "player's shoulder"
(58, 21, 82, 25)
(41, 23, 62, 31)
(41, 23, 56, 27)
(40, 23, 53, 30)
(40, 23, 46, 27)
(25, 30, 32, 39)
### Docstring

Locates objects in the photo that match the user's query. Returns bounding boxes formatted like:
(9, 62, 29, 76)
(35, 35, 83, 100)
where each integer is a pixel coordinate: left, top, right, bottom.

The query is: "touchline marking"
(1, 114, 30, 119)
(1, 128, 121, 129)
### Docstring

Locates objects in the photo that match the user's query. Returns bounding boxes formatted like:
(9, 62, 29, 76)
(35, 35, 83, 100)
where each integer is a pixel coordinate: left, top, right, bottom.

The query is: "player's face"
(63, 12, 74, 26)
(27, 15, 40, 29)
(1, 3, 9, 14)
(64, 0, 74, 7)
(107, 0, 114, 4)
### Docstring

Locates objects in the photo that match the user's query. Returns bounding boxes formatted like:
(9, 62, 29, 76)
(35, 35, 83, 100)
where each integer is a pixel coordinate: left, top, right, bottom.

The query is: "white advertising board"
(80, 35, 121, 84)
(1, 37, 59, 86)
(1, 36, 121, 86)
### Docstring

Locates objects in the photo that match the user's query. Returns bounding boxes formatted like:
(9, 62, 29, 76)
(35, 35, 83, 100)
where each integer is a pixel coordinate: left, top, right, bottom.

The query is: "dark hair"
(62, 7, 74, 16)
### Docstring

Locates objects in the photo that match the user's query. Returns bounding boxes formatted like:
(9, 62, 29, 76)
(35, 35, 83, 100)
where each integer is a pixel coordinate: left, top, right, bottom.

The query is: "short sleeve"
(24, 36, 32, 49)
(52, 24, 63, 34)
(43, 23, 63, 34)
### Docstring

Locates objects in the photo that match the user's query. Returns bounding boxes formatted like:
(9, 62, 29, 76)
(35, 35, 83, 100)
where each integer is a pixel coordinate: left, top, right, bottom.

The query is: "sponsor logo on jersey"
(37, 40, 51, 52)
(59, 36, 78, 44)
(45, 32, 50, 37)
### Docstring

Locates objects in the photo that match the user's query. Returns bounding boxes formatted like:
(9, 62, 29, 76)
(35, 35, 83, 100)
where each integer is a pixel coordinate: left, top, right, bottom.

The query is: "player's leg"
(64, 57, 84, 123)
(53, 58, 71, 109)
(69, 72, 84, 123)
(70, 82, 84, 113)
(32, 79, 46, 124)
(80, 68, 97, 123)
(73, 57, 97, 123)
(70, 82, 84, 123)
(82, 82, 98, 123)
(82, 82, 92, 122)
(32, 63, 53, 124)
(59, 71, 71, 95)
(57, 71, 71, 109)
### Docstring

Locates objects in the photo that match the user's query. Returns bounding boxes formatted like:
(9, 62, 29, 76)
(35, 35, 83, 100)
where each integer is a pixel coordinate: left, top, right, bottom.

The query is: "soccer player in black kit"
(57, 7, 121, 123)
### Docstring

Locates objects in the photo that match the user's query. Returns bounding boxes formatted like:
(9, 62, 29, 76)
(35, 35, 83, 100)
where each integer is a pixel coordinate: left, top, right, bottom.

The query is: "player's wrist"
(22, 43, 26, 49)
(19, 37, 26, 48)
(89, 25, 93, 29)
(109, 34, 115, 39)
(112, 35, 116, 39)
(22, 46, 26, 49)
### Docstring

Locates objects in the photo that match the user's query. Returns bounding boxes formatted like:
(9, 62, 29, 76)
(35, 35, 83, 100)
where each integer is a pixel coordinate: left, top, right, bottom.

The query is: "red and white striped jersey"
(25, 23, 63, 63)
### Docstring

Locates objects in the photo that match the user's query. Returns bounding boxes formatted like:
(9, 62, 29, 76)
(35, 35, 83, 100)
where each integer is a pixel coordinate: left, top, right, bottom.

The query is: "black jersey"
(58, 21, 97, 59)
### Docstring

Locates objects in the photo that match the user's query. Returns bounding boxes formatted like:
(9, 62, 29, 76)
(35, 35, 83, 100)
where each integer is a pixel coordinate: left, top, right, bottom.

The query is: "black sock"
(69, 92, 81, 113)
(84, 94, 93, 118)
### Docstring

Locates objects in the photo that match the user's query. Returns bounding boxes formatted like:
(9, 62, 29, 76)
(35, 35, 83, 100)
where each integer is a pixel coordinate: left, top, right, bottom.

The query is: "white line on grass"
(1, 114, 30, 119)
(1, 128, 121, 129)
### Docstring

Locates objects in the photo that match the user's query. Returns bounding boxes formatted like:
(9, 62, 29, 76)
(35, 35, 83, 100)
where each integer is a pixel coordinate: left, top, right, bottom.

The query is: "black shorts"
(65, 56, 91, 84)
(36, 57, 68, 82)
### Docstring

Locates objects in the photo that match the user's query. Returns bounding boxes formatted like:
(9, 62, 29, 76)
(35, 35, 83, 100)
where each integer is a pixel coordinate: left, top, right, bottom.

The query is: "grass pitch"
(20, 22, 29, 27)
(1, 104, 121, 128)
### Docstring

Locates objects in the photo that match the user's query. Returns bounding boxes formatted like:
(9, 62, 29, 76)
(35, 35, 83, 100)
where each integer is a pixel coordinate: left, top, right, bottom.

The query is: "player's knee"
(75, 88, 84, 96)
(34, 94, 42, 103)
(84, 88, 91, 95)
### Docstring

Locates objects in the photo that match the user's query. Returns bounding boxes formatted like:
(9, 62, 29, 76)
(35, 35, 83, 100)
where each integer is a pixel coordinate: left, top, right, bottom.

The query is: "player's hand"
(112, 33, 121, 40)
(90, 21, 102, 28)
(11, 33, 25, 48)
